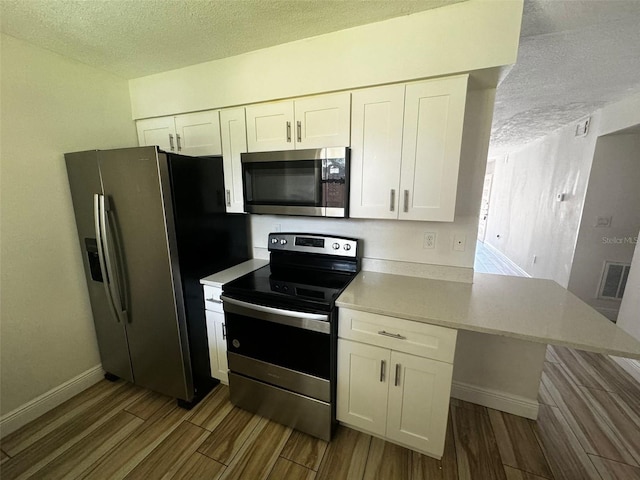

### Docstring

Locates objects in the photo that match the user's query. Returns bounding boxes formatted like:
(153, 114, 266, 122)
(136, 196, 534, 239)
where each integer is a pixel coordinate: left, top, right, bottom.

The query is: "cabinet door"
(399, 75, 468, 222)
(386, 351, 453, 458)
(136, 116, 177, 152)
(213, 312, 229, 384)
(245, 101, 295, 152)
(206, 310, 229, 384)
(205, 310, 220, 380)
(174, 111, 222, 156)
(336, 339, 390, 437)
(294, 92, 351, 149)
(349, 85, 405, 219)
(220, 108, 248, 213)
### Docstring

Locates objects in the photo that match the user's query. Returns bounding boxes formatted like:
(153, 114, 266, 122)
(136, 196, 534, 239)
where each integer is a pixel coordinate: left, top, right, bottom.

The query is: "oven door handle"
(221, 295, 330, 334)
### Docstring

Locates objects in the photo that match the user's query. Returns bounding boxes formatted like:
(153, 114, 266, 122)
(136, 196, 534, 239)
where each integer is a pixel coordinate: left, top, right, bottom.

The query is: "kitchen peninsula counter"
(337, 271, 640, 360)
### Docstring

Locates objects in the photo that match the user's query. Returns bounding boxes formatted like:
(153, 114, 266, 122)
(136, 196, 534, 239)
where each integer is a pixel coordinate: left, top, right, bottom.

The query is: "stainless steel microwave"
(241, 147, 350, 217)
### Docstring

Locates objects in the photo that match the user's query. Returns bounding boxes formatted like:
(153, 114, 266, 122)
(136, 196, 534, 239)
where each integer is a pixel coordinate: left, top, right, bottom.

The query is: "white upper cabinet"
(349, 75, 468, 222)
(399, 76, 467, 222)
(173, 111, 222, 156)
(245, 101, 295, 152)
(294, 93, 351, 149)
(220, 108, 248, 214)
(136, 116, 176, 152)
(350, 84, 405, 219)
(245, 92, 351, 152)
(137, 110, 222, 156)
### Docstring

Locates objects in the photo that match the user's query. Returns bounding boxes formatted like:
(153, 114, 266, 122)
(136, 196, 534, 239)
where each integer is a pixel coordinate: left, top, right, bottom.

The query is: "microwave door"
(242, 158, 325, 216)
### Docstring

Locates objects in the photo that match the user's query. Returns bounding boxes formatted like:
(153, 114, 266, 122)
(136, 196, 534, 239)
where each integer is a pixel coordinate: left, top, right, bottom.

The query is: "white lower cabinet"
(205, 310, 229, 384)
(337, 308, 456, 459)
(203, 284, 229, 384)
(337, 340, 390, 436)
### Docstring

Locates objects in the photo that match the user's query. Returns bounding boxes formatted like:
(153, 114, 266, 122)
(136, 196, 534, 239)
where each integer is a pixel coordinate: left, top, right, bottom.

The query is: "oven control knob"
(343, 244, 351, 251)
(232, 339, 240, 348)
(271, 238, 278, 244)
(332, 243, 340, 250)
(280, 239, 287, 245)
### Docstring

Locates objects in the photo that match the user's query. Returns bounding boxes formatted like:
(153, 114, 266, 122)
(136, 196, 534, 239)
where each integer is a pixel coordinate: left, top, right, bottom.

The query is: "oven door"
(222, 296, 331, 401)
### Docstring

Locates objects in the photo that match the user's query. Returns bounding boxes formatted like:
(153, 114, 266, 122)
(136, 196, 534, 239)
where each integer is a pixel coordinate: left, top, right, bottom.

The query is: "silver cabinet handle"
(286, 121, 292, 142)
(94, 194, 119, 323)
(176, 133, 182, 151)
(380, 360, 386, 382)
(403, 190, 409, 213)
(206, 297, 221, 304)
(226, 189, 231, 206)
(168, 133, 175, 150)
(222, 323, 226, 340)
(395, 363, 401, 386)
(390, 189, 395, 212)
(297, 121, 302, 142)
(378, 330, 407, 340)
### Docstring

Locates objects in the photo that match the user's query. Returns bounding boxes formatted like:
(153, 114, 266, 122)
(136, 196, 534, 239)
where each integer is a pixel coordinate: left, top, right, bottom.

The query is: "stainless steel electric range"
(221, 233, 361, 441)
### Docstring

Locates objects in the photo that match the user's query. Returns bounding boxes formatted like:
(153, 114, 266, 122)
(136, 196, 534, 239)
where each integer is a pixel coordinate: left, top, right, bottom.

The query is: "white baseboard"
(0, 364, 104, 438)
(451, 381, 539, 419)
(610, 356, 640, 383)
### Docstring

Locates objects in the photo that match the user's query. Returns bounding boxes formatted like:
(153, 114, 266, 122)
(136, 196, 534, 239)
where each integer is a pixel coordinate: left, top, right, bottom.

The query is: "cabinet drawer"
(338, 308, 457, 363)
(203, 285, 223, 312)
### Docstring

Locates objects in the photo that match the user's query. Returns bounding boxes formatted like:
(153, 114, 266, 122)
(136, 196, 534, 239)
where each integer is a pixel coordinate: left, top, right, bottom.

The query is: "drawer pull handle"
(378, 330, 406, 340)
(380, 360, 386, 382)
(395, 363, 401, 386)
(206, 297, 222, 304)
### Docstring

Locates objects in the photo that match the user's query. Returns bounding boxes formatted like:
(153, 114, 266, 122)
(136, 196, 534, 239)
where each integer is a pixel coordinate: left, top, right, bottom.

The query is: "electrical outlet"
(423, 232, 436, 249)
(453, 234, 466, 252)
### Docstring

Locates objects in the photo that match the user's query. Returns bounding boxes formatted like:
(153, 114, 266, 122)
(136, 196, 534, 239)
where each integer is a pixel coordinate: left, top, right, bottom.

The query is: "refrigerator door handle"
(100, 195, 128, 323)
(94, 194, 121, 323)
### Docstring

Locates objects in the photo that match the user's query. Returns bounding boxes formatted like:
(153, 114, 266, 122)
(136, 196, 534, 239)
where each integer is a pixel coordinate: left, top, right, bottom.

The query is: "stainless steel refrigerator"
(65, 146, 249, 407)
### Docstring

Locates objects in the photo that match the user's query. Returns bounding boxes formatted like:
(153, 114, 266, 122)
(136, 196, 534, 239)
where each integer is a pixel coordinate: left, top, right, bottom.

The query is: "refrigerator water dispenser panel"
(84, 238, 103, 282)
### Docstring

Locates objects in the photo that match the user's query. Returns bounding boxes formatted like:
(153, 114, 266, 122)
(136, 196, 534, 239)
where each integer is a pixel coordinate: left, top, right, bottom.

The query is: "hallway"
(474, 240, 528, 277)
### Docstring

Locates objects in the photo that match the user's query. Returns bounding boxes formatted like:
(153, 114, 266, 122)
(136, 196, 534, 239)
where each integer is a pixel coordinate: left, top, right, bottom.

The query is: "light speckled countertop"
(336, 271, 640, 360)
(200, 259, 269, 287)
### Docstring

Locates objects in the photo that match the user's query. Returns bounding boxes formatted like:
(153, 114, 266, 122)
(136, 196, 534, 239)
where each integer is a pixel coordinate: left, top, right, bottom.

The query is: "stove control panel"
(268, 233, 359, 258)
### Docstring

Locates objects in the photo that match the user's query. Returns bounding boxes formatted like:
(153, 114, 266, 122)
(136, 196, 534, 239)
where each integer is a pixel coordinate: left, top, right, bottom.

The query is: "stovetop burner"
(222, 233, 361, 314)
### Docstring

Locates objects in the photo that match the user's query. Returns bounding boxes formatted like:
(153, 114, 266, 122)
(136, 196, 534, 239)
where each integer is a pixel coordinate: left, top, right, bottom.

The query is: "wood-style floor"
(2, 345, 639, 480)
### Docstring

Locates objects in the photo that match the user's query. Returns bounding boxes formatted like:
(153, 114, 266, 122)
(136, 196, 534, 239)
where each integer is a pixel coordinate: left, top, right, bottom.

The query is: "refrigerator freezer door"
(65, 151, 134, 382)
(97, 147, 193, 401)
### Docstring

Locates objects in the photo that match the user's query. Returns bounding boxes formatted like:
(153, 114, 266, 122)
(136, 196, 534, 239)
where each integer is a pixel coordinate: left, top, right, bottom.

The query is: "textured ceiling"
(490, 0, 640, 155)
(2, 0, 639, 155)
(0, 0, 463, 79)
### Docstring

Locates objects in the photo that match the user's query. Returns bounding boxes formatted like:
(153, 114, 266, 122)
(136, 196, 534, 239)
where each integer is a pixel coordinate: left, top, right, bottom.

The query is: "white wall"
(0, 34, 137, 418)
(484, 120, 598, 287)
(485, 91, 640, 288)
(618, 230, 640, 340)
(249, 87, 496, 282)
(128, 0, 522, 119)
(567, 133, 640, 320)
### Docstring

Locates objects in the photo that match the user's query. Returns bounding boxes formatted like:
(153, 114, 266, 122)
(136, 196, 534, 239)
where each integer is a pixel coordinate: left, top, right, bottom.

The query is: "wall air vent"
(598, 261, 631, 300)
